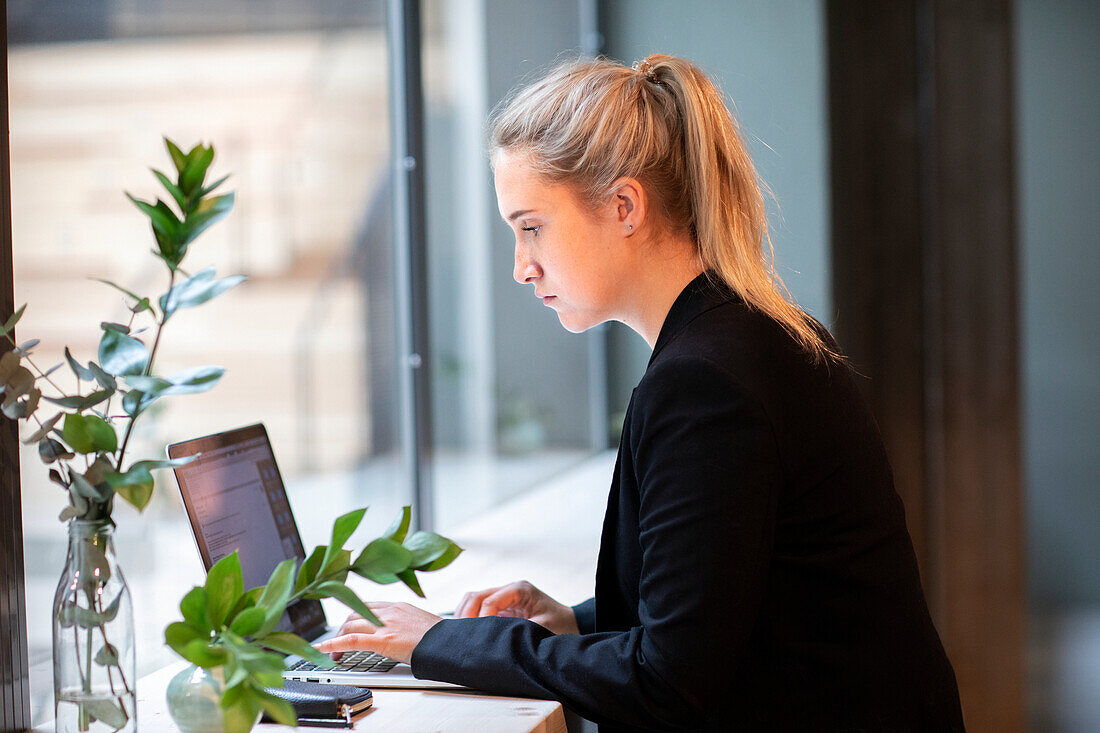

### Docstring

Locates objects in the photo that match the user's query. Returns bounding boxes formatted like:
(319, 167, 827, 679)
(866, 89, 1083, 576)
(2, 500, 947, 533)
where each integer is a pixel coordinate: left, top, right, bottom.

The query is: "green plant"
(165, 505, 462, 732)
(1, 138, 240, 732)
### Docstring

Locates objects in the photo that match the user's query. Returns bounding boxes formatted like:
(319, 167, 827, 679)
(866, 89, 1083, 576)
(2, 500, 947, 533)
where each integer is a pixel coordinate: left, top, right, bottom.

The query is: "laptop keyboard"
(289, 650, 399, 674)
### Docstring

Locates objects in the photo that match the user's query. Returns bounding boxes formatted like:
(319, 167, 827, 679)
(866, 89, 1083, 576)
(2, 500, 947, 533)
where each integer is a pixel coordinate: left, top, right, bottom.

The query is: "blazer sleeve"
(411, 355, 781, 730)
(572, 597, 596, 635)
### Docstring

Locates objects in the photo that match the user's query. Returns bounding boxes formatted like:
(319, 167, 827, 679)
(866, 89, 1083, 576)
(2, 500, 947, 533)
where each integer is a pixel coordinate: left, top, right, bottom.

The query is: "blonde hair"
(490, 54, 835, 362)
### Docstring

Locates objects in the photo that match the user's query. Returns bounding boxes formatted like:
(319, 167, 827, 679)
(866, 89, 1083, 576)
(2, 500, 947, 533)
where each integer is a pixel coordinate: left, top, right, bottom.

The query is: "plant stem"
(116, 269, 173, 469)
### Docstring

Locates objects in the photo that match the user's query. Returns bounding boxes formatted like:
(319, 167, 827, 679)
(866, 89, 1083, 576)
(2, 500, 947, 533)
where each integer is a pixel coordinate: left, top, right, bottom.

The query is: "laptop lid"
(168, 423, 327, 640)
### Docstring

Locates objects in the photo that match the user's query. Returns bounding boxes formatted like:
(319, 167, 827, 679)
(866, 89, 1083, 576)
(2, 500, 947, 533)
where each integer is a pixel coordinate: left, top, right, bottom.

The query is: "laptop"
(168, 422, 463, 689)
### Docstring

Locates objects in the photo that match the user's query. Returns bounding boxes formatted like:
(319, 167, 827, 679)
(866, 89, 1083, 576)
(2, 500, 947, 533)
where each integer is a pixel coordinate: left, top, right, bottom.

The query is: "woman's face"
(493, 149, 631, 333)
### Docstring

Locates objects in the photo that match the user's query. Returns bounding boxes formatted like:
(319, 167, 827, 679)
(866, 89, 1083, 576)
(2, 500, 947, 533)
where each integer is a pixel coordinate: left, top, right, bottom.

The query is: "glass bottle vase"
(52, 520, 137, 733)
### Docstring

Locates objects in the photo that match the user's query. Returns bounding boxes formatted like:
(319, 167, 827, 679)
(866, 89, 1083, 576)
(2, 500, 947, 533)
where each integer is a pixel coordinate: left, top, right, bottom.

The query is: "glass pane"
(420, 1, 597, 531)
(7, 2, 400, 725)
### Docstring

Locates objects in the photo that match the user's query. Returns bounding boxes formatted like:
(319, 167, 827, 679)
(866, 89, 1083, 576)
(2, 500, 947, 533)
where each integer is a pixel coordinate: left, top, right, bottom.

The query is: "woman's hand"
(454, 580, 579, 635)
(315, 602, 443, 665)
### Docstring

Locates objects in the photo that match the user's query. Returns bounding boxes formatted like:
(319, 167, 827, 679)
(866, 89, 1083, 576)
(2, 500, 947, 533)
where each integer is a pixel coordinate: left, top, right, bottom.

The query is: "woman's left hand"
(314, 602, 443, 665)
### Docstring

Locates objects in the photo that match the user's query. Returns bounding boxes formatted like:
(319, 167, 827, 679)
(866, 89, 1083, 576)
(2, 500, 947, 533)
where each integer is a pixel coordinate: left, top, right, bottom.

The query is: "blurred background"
(1, 1, 1096, 731)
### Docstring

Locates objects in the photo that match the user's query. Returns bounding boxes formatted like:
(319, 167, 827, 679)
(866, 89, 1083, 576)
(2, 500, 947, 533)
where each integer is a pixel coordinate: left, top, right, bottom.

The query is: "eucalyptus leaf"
(97, 327, 149, 377)
(94, 642, 119, 666)
(43, 389, 112, 411)
(79, 698, 127, 730)
(38, 437, 74, 464)
(64, 347, 94, 382)
(93, 278, 155, 316)
(2, 303, 27, 334)
(126, 364, 225, 397)
(2, 385, 40, 419)
(0, 351, 19, 383)
(159, 267, 245, 320)
(87, 362, 118, 391)
(121, 388, 157, 417)
(69, 469, 110, 505)
(58, 504, 81, 522)
(23, 412, 63, 444)
(13, 338, 40, 356)
(131, 455, 198, 471)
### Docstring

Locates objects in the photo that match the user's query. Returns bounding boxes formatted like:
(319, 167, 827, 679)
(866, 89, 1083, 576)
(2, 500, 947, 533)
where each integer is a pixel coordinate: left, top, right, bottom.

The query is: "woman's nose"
(513, 246, 541, 284)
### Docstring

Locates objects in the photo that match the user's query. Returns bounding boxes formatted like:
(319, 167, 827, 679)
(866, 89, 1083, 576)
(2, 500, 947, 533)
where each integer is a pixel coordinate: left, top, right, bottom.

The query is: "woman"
(318, 54, 965, 731)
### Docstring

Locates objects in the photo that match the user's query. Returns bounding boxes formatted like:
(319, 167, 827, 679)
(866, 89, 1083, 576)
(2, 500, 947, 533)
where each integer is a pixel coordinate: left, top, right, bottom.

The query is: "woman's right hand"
(454, 580, 580, 635)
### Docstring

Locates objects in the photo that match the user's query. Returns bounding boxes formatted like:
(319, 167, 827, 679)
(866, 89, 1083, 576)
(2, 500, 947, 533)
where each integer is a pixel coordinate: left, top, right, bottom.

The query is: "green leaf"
(105, 464, 155, 511)
(165, 621, 206, 655)
(352, 537, 411, 584)
(97, 326, 149, 377)
(321, 508, 365, 574)
(384, 506, 412, 543)
(93, 278, 155, 315)
(418, 540, 463, 572)
(199, 173, 231, 198)
(180, 586, 211, 631)
(166, 138, 188, 174)
(256, 631, 335, 668)
(180, 192, 234, 246)
(152, 168, 187, 211)
(310, 581, 382, 626)
(42, 389, 112, 411)
(206, 552, 245, 629)
(64, 347, 94, 381)
(126, 364, 225, 398)
(181, 144, 215, 195)
(178, 638, 228, 668)
(396, 569, 425, 598)
(229, 606, 267, 638)
(220, 683, 261, 733)
(2, 303, 27, 335)
(403, 531, 452, 569)
(252, 686, 298, 727)
(62, 413, 117, 454)
(126, 193, 180, 242)
(294, 545, 326, 594)
(80, 698, 127, 730)
(159, 267, 245, 320)
(13, 338, 39, 357)
(0, 351, 19, 383)
(94, 642, 119, 666)
(254, 558, 296, 637)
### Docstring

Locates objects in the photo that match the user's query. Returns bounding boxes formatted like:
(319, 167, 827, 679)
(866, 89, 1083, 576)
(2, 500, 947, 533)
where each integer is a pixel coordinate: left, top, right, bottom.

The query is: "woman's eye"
(521, 225, 540, 235)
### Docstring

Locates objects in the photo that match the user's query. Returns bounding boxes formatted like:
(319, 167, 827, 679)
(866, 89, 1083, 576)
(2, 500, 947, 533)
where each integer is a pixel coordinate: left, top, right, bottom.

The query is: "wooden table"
(35, 662, 568, 733)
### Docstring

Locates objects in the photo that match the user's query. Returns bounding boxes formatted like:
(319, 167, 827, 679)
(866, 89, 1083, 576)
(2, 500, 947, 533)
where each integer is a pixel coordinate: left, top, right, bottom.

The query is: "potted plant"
(163, 505, 461, 733)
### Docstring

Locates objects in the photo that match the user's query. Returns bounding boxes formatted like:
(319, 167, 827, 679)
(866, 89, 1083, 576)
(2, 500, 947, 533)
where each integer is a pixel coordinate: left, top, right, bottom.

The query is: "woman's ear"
(610, 177, 646, 235)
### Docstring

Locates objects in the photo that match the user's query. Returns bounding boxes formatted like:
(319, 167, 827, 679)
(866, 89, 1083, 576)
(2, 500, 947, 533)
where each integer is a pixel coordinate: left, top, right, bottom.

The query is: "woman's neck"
(617, 233, 704, 349)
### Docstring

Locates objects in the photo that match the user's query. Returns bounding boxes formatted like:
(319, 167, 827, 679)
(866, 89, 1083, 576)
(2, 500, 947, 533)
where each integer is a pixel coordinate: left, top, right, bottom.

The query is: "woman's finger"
(315, 633, 380, 655)
(455, 587, 500, 618)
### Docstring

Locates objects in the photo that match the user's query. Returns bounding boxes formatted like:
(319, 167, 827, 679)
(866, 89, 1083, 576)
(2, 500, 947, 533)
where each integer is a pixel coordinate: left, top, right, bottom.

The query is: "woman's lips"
(539, 295, 556, 305)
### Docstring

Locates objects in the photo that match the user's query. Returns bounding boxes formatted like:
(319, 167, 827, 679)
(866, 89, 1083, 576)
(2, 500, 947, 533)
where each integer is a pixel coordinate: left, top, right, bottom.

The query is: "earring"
(627, 225, 633, 230)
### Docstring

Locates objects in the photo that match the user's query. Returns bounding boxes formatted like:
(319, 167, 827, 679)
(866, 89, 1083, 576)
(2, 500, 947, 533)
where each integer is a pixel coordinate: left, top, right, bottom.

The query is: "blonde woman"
(319, 55, 965, 731)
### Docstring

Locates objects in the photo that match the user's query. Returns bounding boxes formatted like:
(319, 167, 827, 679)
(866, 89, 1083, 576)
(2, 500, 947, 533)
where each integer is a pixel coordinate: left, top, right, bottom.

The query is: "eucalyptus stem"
(115, 269, 173, 469)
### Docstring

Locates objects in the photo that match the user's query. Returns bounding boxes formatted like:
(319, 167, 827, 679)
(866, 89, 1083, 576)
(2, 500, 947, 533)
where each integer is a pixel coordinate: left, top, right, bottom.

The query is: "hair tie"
(632, 58, 659, 85)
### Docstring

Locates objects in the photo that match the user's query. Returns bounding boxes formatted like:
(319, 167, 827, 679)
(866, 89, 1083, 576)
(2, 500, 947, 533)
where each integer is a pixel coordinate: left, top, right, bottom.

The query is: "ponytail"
(491, 54, 837, 363)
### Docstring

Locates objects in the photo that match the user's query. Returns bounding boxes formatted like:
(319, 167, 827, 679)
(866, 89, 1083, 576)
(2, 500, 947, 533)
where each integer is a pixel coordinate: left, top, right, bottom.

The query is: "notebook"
(168, 423, 463, 688)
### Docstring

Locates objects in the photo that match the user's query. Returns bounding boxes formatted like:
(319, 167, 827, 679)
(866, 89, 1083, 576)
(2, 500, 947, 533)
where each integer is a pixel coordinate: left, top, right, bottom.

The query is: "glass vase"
(52, 520, 136, 733)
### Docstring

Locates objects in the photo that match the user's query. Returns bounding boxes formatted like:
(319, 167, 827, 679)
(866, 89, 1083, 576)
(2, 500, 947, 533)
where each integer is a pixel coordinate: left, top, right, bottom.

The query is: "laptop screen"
(169, 423, 327, 638)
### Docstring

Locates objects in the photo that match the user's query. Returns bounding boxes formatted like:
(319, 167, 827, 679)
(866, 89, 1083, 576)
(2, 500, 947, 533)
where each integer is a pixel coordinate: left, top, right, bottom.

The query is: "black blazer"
(413, 274, 965, 732)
